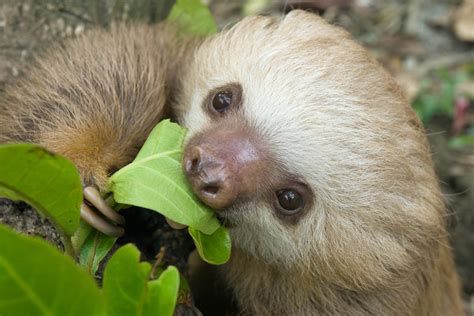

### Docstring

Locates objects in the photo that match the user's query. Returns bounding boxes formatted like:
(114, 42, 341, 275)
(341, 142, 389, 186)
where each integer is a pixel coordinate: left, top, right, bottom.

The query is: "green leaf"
(77, 222, 117, 275)
(0, 224, 105, 316)
(0, 144, 82, 235)
(108, 120, 220, 235)
(188, 226, 231, 265)
(109, 120, 231, 265)
(167, 0, 217, 36)
(144, 266, 180, 316)
(103, 244, 180, 316)
(103, 244, 151, 316)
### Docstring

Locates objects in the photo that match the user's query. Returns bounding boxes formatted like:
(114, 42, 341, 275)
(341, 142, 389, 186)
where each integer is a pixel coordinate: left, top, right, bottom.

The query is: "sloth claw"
(80, 186, 124, 237)
(80, 203, 124, 237)
(79, 186, 185, 235)
(166, 218, 187, 230)
(83, 186, 125, 224)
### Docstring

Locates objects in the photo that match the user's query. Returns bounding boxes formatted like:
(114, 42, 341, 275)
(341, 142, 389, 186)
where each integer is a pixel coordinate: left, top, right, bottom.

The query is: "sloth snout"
(183, 126, 267, 210)
(183, 145, 238, 210)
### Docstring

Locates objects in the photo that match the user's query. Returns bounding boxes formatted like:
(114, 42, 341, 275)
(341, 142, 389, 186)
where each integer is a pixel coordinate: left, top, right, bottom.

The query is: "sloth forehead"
(191, 11, 367, 130)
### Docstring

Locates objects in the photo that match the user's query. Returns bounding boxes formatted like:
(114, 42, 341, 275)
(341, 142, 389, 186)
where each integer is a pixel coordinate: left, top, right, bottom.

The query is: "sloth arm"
(0, 24, 181, 236)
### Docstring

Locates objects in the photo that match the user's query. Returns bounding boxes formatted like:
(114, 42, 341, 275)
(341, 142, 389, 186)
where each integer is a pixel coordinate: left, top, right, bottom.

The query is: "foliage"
(189, 226, 231, 265)
(0, 224, 105, 316)
(413, 64, 473, 123)
(103, 244, 180, 316)
(0, 144, 82, 236)
(167, 0, 217, 36)
(77, 222, 118, 275)
(413, 65, 473, 150)
(0, 123, 229, 314)
(413, 68, 465, 123)
(0, 225, 180, 316)
(109, 120, 231, 264)
(109, 120, 220, 235)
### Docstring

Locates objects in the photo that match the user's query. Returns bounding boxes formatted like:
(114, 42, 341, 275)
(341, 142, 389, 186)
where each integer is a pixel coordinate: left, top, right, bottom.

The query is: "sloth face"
(177, 10, 443, 285)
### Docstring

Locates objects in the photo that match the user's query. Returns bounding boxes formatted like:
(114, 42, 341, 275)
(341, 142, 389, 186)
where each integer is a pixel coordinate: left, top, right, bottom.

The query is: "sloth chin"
(215, 206, 245, 229)
(216, 212, 237, 229)
(217, 216, 236, 229)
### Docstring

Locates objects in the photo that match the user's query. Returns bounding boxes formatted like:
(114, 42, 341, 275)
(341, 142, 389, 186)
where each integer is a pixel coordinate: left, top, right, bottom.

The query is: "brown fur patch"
(0, 23, 188, 191)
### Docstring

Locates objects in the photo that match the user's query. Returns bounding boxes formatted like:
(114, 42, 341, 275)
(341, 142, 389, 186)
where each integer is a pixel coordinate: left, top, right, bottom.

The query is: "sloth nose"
(183, 145, 238, 209)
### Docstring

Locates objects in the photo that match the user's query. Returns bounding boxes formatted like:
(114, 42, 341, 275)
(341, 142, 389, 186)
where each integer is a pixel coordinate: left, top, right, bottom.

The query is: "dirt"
(0, 0, 473, 314)
(118, 207, 195, 272)
(0, 199, 63, 247)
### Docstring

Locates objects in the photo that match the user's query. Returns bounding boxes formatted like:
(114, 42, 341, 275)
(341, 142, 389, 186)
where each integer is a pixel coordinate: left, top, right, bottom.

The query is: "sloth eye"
(212, 91, 233, 113)
(276, 189, 304, 215)
(205, 83, 242, 117)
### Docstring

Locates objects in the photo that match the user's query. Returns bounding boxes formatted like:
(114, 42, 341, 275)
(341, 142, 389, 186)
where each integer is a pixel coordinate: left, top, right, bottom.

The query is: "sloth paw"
(80, 186, 125, 237)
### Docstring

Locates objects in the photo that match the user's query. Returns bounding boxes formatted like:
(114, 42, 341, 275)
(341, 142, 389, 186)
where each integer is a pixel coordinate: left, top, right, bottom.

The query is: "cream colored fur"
(174, 10, 464, 315)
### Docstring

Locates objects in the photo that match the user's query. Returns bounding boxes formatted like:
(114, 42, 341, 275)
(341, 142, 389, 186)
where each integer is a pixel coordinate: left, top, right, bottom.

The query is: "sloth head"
(176, 10, 444, 290)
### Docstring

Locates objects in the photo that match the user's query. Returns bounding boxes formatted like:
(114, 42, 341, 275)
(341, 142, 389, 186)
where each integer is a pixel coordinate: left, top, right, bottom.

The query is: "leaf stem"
(61, 234, 76, 258)
(71, 222, 93, 253)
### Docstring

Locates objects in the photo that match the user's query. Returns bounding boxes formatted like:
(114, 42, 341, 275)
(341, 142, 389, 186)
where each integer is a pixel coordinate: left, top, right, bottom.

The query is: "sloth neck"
(220, 246, 460, 316)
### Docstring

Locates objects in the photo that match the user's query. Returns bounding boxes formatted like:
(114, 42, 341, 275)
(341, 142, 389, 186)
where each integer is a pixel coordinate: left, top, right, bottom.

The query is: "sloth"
(0, 9, 464, 316)
(175, 10, 465, 316)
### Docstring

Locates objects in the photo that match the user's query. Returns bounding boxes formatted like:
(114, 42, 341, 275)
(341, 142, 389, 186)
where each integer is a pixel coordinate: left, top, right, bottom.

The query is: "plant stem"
(62, 234, 76, 258)
(71, 222, 93, 253)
